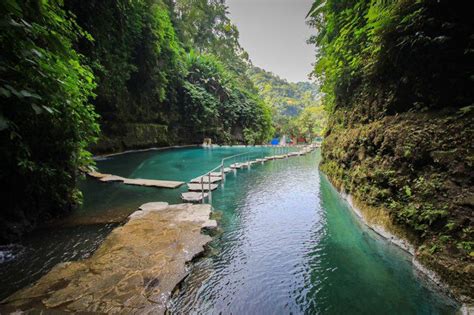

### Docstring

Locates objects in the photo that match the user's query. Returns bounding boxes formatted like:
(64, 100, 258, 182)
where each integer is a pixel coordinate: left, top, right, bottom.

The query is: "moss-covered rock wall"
(321, 109, 473, 302)
(91, 123, 173, 154)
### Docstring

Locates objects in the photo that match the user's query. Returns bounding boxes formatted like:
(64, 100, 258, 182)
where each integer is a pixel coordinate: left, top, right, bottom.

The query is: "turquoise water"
(0, 147, 458, 313)
(0, 146, 288, 299)
(169, 149, 457, 314)
(77, 146, 289, 221)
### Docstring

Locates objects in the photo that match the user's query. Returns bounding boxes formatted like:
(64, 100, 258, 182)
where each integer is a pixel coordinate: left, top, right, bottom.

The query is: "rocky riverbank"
(321, 109, 474, 305)
(323, 172, 472, 313)
(0, 202, 217, 314)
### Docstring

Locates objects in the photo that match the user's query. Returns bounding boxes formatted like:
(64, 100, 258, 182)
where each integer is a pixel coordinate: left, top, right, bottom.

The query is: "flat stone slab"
(210, 172, 224, 177)
(89, 172, 184, 189)
(274, 155, 287, 159)
(1, 203, 217, 314)
(122, 178, 184, 189)
(187, 183, 218, 191)
(87, 171, 112, 179)
(99, 174, 126, 182)
(181, 192, 208, 202)
(255, 158, 268, 162)
(190, 176, 221, 184)
(230, 163, 242, 169)
(223, 167, 231, 173)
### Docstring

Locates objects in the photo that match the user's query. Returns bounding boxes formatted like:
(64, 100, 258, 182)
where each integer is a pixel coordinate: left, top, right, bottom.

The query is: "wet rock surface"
(0, 202, 216, 314)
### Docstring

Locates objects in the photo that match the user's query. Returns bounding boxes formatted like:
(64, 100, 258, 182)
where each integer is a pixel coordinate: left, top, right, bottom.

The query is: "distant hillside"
(247, 66, 324, 136)
(247, 66, 319, 116)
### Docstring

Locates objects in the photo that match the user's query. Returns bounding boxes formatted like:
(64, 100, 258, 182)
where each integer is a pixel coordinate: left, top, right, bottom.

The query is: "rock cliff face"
(313, 0, 474, 304)
(321, 109, 473, 303)
(91, 123, 172, 154)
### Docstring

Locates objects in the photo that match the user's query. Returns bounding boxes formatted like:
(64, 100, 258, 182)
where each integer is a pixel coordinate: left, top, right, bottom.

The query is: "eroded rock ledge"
(0, 202, 217, 314)
(324, 175, 472, 312)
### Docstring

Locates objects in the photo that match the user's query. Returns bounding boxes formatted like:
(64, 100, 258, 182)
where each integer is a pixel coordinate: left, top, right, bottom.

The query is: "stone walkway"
(88, 171, 184, 189)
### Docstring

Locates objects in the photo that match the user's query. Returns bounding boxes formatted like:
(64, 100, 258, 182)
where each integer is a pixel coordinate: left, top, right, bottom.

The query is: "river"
(0, 147, 458, 313)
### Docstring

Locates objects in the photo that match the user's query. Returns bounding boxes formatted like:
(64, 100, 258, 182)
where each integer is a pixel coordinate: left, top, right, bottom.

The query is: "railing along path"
(181, 144, 320, 203)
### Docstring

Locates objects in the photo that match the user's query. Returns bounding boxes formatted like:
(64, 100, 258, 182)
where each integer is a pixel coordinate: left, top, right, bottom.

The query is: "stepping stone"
(187, 183, 218, 191)
(89, 171, 184, 188)
(223, 167, 231, 173)
(210, 172, 224, 177)
(87, 171, 112, 179)
(122, 178, 184, 189)
(99, 175, 126, 182)
(190, 176, 221, 184)
(230, 163, 242, 169)
(256, 158, 267, 162)
(181, 192, 208, 202)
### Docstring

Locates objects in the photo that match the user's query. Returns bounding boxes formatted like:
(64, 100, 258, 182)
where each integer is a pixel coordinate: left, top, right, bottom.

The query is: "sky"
(226, 0, 316, 83)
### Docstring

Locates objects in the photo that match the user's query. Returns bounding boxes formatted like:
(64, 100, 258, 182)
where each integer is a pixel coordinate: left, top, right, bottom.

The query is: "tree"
(180, 52, 273, 144)
(294, 105, 327, 141)
(247, 66, 322, 135)
(0, 0, 98, 241)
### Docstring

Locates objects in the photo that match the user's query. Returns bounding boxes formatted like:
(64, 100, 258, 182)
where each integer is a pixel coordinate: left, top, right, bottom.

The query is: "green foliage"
(320, 109, 473, 259)
(181, 53, 273, 144)
(0, 0, 99, 240)
(0, 0, 275, 241)
(65, 0, 184, 125)
(313, 0, 474, 295)
(308, 0, 473, 114)
(68, 0, 271, 147)
(289, 105, 327, 141)
(170, 0, 249, 74)
(247, 66, 323, 137)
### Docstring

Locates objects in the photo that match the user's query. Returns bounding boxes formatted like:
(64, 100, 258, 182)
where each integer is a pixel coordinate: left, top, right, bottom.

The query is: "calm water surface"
(0, 146, 284, 299)
(0, 147, 458, 314)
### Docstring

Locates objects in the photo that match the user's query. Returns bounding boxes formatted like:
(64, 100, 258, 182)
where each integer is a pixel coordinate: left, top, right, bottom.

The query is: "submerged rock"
(0, 202, 217, 314)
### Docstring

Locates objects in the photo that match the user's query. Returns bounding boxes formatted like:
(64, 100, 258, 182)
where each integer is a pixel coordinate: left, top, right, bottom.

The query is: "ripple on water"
(0, 245, 25, 264)
(0, 223, 117, 301)
(169, 152, 458, 314)
(0, 148, 458, 313)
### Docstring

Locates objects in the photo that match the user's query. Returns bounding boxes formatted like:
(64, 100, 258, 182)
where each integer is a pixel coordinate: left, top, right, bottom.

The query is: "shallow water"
(0, 147, 458, 313)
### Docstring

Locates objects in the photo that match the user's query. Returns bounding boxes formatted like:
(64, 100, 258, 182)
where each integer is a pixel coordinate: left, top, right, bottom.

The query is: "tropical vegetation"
(308, 0, 473, 300)
(0, 0, 273, 241)
(248, 66, 326, 141)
